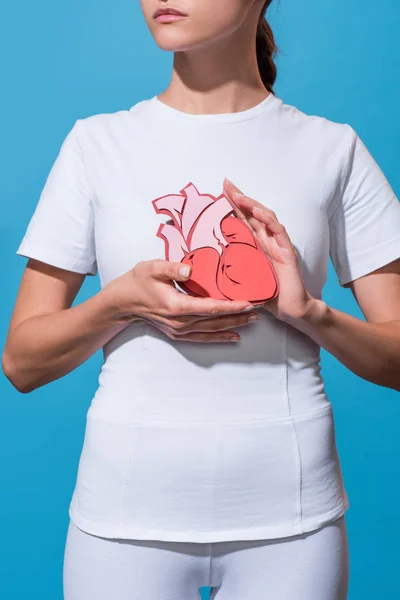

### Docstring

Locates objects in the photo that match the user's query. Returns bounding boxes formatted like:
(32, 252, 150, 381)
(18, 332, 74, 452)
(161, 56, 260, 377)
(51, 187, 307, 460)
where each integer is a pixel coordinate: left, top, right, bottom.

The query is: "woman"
(3, 1, 400, 598)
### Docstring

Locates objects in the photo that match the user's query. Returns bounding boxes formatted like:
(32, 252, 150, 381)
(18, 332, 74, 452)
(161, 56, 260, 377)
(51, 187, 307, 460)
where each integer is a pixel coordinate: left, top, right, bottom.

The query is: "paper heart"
(217, 242, 278, 302)
(220, 214, 257, 247)
(179, 247, 227, 299)
(152, 182, 279, 304)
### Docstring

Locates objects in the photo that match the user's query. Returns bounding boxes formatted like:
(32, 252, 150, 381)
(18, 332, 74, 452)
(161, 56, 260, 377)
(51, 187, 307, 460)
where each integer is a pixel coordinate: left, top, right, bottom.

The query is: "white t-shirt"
(16, 92, 400, 543)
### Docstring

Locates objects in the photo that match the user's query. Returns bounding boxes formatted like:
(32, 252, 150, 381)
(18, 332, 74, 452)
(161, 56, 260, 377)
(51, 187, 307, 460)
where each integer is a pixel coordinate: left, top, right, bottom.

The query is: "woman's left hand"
(223, 178, 317, 322)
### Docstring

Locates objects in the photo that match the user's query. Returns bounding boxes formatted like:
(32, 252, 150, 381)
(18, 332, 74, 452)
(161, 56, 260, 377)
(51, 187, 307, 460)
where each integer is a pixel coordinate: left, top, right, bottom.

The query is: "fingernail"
(248, 314, 258, 322)
(179, 265, 190, 278)
(232, 191, 245, 198)
(224, 177, 232, 185)
(230, 335, 240, 342)
(242, 305, 254, 311)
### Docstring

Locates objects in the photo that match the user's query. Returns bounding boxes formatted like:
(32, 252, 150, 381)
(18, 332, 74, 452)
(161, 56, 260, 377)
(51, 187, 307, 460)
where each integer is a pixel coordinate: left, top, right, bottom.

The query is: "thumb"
(152, 259, 192, 282)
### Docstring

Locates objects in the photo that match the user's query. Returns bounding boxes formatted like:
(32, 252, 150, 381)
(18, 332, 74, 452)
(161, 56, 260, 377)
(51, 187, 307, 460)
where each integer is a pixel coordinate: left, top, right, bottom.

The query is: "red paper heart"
(152, 183, 279, 304)
(220, 215, 256, 247)
(178, 242, 278, 303)
(179, 247, 227, 299)
(217, 242, 277, 302)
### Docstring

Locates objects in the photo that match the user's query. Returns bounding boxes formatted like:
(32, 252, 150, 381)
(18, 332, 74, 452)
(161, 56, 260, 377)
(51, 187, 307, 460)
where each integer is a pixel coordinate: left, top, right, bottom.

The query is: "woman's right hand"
(103, 259, 260, 343)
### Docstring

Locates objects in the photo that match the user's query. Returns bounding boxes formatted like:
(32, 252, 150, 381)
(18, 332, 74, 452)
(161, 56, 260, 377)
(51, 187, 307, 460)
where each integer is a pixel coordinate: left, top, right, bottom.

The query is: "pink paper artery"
(152, 182, 235, 261)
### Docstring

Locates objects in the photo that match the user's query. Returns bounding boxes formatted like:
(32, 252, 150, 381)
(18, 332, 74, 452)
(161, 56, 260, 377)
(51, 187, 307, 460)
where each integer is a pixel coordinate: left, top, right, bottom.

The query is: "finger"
(150, 259, 192, 282)
(141, 302, 255, 331)
(225, 193, 253, 225)
(222, 183, 275, 258)
(223, 178, 267, 217)
(225, 189, 293, 251)
(231, 190, 273, 218)
(159, 291, 253, 318)
(248, 218, 275, 256)
(169, 311, 259, 334)
(222, 182, 256, 231)
(149, 310, 257, 330)
(176, 296, 254, 317)
(252, 207, 293, 249)
(166, 330, 241, 343)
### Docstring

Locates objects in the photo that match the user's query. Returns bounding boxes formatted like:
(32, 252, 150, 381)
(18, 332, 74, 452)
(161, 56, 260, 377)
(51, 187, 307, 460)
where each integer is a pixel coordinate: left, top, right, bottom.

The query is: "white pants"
(63, 515, 349, 599)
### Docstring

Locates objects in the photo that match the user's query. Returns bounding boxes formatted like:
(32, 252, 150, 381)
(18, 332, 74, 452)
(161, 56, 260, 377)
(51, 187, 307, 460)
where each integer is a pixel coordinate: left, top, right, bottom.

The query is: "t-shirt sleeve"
(329, 125, 400, 286)
(16, 119, 98, 276)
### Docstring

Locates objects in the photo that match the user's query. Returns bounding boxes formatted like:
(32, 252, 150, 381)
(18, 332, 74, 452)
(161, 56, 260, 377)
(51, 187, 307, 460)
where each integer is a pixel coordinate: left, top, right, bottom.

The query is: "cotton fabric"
(16, 92, 400, 542)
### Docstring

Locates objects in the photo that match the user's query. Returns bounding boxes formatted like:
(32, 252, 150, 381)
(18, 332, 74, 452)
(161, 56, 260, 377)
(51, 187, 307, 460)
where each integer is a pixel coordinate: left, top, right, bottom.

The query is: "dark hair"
(256, 1, 278, 94)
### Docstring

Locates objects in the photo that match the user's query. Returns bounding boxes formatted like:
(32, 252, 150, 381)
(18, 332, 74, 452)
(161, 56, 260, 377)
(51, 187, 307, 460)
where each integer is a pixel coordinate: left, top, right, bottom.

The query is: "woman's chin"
(151, 28, 214, 53)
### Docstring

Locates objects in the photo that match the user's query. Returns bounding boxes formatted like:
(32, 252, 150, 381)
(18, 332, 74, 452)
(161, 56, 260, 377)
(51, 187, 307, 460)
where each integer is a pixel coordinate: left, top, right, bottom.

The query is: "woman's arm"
(3, 257, 257, 394)
(222, 178, 400, 392)
(285, 260, 400, 391)
(2, 259, 131, 394)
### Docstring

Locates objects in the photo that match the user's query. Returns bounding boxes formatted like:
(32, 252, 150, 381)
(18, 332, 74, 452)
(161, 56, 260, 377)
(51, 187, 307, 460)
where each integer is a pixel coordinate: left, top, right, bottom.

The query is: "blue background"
(1, 1, 399, 598)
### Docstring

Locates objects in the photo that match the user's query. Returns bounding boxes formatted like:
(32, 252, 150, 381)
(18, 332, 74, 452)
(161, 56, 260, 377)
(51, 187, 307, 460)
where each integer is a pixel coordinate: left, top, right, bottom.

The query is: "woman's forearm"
(3, 285, 135, 394)
(285, 299, 400, 391)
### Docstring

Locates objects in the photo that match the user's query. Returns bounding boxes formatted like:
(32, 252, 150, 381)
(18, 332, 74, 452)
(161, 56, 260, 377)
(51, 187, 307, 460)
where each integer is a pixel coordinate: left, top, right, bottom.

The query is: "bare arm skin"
(2, 260, 128, 393)
(222, 178, 400, 393)
(287, 260, 400, 392)
(2, 258, 257, 394)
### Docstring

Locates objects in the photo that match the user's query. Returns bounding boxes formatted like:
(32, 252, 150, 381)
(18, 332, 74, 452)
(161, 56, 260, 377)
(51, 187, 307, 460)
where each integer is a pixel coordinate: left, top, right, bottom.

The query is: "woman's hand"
(222, 178, 316, 322)
(103, 258, 259, 343)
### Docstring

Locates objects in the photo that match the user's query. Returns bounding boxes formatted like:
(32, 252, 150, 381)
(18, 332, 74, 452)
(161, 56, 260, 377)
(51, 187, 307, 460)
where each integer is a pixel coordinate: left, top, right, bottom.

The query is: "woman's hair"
(256, 1, 278, 94)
